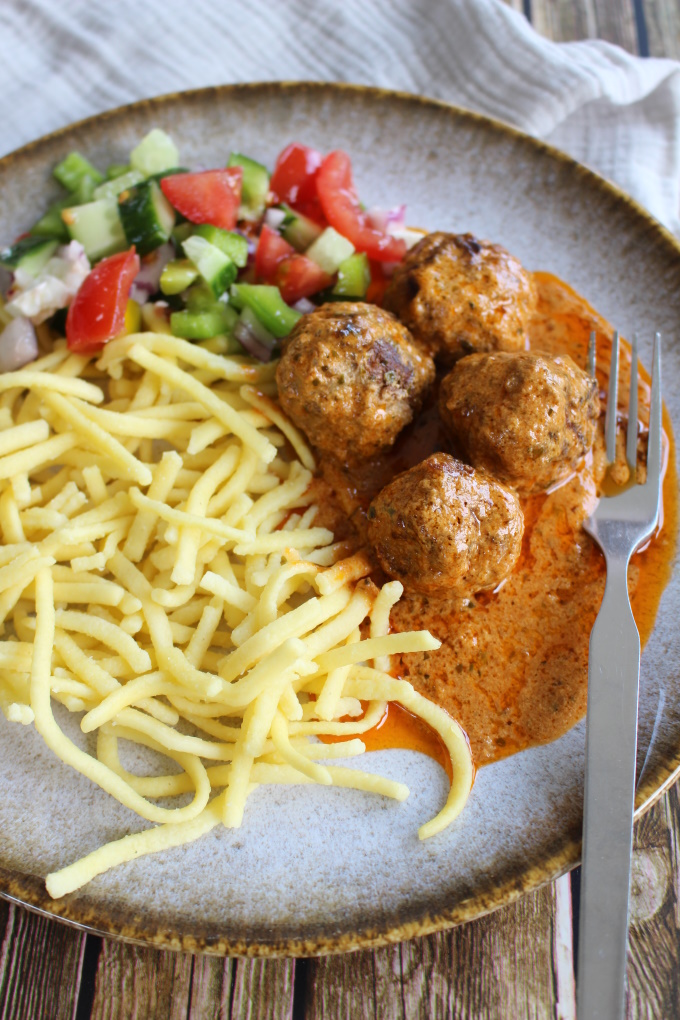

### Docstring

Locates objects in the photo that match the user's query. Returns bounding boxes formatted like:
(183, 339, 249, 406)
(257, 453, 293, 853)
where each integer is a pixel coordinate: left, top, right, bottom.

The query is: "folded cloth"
(2, 0, 680, 234)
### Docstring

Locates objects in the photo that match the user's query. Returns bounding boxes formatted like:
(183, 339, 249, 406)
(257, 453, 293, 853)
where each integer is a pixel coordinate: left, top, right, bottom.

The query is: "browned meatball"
(275, 302, 435, 465)
(366, 453, 524, 598)
(383, 232, 536, 363)
(438, 351, 600, 496)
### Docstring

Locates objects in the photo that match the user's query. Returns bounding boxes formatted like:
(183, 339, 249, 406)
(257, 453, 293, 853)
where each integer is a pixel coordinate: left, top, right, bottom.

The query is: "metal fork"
(577, 330, 663, 1020)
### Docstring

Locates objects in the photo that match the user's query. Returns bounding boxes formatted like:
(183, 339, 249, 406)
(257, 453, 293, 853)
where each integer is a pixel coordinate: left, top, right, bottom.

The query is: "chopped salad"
(0, 129, 421, 368)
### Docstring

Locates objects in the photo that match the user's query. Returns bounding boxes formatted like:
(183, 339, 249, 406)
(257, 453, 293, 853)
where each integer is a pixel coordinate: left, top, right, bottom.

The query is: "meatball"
(383, 231, 536, 363)
(275, 302, 435, 465)
(366, 453, 524, 598)
(438, 351, 600, 496)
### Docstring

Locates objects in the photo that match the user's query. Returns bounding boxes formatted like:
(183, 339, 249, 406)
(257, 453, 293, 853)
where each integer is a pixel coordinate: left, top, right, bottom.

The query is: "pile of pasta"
(0, 330, 473, 898)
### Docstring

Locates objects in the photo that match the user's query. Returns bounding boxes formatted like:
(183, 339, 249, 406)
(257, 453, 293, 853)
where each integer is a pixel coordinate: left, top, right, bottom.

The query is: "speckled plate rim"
(0, 81, 679, 957)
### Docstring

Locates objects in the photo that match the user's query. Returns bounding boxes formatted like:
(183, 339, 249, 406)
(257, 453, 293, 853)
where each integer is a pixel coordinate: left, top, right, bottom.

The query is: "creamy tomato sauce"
(315, 272, 677, 768)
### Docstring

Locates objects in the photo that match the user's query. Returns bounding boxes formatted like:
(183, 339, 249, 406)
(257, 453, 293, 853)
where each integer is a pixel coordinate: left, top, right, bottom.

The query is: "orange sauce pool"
(319, 701, 455, 782)
(317, 272, 678, 772)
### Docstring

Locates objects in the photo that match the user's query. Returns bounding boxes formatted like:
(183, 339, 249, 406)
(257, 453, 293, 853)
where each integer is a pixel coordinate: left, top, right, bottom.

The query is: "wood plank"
(305, 947, 378, 1020)
(531, 0, 640, 51)
(89, 940, 192, 1020)
(531, 0, 598, 41)
(187, 955, 234, 1020)
(0, 904, 85, 1020)
(624, 785, 680, 1018)
(404, 882, 573, 1020)
(591, 0, 640, 50)
(644, 0, 680, 58)
(304, 878, 574, 1020)
(230, 958, 295, 1020)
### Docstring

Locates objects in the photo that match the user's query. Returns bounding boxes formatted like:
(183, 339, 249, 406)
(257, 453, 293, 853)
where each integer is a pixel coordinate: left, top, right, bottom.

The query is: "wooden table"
(2, 2, 680, 1017)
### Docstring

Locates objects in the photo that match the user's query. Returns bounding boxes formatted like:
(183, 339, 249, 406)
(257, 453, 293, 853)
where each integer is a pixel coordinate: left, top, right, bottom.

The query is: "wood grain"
(644, 0, 680, 58)
(624, 784, 680, 1018)
(531, 0, 598, 41)
(89, 940, 192, 1020)
(304, 878, 574, 1020)
(0, 905, 85, 1020)
(532, 0, 640, 49)
(230, 959, 295, 1020)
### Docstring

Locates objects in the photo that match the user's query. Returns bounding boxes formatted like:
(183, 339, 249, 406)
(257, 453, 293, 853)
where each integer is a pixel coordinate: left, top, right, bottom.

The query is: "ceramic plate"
(0, 83, 679, 956)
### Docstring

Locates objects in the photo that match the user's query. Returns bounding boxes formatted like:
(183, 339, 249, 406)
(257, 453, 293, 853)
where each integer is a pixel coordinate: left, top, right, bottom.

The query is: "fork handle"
(577, 554, 639, 1020)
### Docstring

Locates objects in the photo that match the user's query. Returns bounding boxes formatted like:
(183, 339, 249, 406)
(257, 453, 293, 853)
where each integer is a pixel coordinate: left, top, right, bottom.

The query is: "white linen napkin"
(2, 0, 680, 234)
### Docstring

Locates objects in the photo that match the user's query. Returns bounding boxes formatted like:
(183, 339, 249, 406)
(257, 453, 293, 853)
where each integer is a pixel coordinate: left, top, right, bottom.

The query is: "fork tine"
(646, 332, 662, 489)
(606, 331, 619, 462)
(626, 334, 639, 471)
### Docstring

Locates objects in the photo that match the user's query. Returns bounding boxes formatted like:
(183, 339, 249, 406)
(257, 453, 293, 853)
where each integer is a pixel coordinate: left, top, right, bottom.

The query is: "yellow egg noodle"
(0, 330, 473, 899)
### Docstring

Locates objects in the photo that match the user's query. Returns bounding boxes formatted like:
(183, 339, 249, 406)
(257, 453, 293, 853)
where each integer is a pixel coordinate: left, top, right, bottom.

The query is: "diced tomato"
(255, 224, 332, 303)
(160, 168, 243, 230)
(270, 143, 323, 208)
(66, 247, 140, 353)
(274, 257, 332, 304)
(316, 151, 406, 263)
(255, 225, 295, 278)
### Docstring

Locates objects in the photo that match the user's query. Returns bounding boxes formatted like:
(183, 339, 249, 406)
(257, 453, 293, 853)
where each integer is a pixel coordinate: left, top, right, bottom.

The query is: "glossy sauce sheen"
(317, 272, 678, 768)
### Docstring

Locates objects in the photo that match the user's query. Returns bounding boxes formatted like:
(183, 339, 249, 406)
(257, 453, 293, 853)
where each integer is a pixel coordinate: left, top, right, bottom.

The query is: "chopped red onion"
(130, 243, 174, 303)
(0, 316, 39, 372)
(264, 208, 287, 231)
(291, 297, 316, 314)
(365, 205, 406, 234)
(234, 320, 274, 362)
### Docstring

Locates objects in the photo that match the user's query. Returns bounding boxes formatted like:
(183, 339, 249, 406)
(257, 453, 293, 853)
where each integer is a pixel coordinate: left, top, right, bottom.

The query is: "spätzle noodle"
(0, 332, 474, 898)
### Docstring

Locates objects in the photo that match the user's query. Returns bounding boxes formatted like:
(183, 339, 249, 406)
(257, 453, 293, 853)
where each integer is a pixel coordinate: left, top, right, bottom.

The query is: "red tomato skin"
(66, 248, 140, 353)
(255, 225, 332, 303)
(316, 150, 406, 263)
(255, 225, 295, 278)
(270, 143, 323, 208)
(274, 257, 332, 304)
(160, 168, 243, 230)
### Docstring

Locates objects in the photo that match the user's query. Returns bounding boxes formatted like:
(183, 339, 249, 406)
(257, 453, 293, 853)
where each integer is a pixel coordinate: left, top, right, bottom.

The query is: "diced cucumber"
(185, 281, 221, 312)
(227, 152, 270, 220)
(106, 163, 132, 180)
(53, 152, 104, 193)
(0, 237, 60, 277)
(238, 305, 276, 347)
(192, 225, 248, 267)
(306, 227, 355, 274)
(160, 259, 199, 296)
(332, 253, 370, 299)
(279, 204, 323, 251)
(62, 198, 127, 261)
(29, 199, 71, 242)
(72, 174, 100, 204)
(130, 129, 180, 177)
(182, 235, 236, 297)
(147, 166, 189, 184)
(230, 284, 301, 338)
(172, 222, 193, 245)
(118, 180, 176, 256)
(170, 304, 237, 340)
(94, 169, 145, 201)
